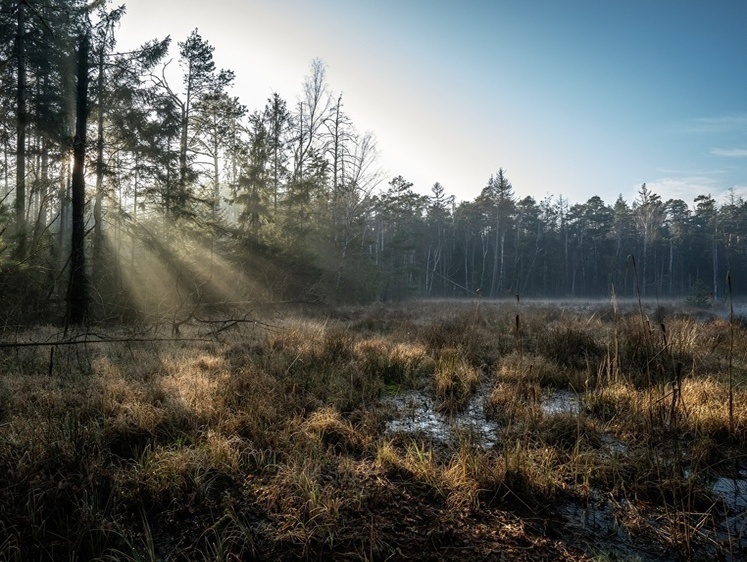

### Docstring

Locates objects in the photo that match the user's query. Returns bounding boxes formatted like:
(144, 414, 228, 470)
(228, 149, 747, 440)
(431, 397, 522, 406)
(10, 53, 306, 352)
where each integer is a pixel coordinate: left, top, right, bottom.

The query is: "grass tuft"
(2, 300, 747, 560)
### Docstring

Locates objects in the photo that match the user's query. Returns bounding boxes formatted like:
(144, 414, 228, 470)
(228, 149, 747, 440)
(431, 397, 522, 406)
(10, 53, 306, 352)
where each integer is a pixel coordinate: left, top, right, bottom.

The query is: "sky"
(114, 0, 747, 208)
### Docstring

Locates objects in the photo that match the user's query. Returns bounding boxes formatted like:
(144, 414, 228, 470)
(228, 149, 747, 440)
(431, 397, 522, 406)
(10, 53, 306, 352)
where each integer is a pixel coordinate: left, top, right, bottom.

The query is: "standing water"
(383, 386, 584, 448)
(383, 387, 501, 448)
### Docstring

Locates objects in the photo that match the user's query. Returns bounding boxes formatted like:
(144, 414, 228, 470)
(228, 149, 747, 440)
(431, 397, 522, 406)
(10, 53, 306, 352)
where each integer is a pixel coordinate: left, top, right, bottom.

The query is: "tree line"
(0, 1, 743, 325)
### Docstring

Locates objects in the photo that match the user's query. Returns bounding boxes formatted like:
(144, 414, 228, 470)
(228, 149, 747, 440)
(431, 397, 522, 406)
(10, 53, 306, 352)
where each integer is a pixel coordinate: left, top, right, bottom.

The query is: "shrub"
(684, 279, 712, 309)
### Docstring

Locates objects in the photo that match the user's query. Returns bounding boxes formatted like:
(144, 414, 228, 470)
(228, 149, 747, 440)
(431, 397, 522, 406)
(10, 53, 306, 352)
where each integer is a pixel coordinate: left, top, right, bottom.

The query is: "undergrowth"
(1, 299, 745, 560)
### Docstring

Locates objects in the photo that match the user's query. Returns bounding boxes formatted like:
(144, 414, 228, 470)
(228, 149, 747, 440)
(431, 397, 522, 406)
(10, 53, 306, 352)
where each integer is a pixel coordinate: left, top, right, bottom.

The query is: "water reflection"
(383, 387, 500, 447)
(383, 386, 585, 449)
(712, 472, 747, 511)
(540, 389, 581, 415)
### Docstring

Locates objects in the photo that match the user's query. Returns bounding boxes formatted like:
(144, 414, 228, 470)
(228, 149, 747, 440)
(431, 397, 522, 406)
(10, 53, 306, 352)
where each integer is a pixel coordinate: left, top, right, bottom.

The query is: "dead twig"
(0, 336, 215, 348)
(193, 313, 281, 334)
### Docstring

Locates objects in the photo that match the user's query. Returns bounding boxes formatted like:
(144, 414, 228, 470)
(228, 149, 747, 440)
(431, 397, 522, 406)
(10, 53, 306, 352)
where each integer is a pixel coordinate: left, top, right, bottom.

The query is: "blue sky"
(116, 0, 747, 208)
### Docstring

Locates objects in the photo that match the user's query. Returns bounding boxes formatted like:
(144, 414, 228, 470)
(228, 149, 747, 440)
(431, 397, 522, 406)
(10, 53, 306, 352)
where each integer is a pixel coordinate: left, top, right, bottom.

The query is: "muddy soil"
(383, 387, 747, 561)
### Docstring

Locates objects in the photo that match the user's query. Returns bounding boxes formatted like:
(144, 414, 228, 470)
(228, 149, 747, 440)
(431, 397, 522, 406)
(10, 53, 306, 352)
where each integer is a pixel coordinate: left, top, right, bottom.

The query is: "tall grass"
(0, 299, 745, 560)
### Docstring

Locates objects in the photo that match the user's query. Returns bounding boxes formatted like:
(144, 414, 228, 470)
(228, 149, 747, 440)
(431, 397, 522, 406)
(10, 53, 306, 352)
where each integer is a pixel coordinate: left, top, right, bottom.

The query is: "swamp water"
(382, 387, 746, 560)
(712, 472, 747, 512)
(383, 386, 582, 448)
(710, 472, 747, 554)
(383, 386, 500, 447)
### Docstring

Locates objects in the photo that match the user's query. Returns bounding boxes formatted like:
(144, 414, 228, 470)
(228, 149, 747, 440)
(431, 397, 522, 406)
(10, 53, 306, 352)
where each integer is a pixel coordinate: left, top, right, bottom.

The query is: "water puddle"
(383, 386, 635, 460)
(383, 387, 501, 448)
(712, 472, 747, 511)
(698, 473, 747, 560)
(540, 389, 581, 415)
(558, 494, 675, 561)
(384, 387, 590, 449)
(383, 386, 742, 558)
(540, 390, 629, 455)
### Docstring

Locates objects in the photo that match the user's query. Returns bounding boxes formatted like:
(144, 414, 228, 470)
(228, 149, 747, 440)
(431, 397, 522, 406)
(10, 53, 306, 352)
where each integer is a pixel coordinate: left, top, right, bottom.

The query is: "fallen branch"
(0, 337, 215, 349)
(193, 313, 280, 333)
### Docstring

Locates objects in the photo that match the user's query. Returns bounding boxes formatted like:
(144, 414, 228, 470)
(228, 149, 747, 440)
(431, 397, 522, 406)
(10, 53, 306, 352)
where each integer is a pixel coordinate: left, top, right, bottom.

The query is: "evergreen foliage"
(0, 3, 745, 324)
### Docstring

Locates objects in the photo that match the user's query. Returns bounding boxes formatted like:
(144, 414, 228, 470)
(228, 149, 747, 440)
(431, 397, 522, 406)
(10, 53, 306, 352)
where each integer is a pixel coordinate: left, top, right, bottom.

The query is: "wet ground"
(713, 472, 747, 511)
(382, 386, 747, 561)
(383, 385, 501, 447)
(383, 386, 581, 447)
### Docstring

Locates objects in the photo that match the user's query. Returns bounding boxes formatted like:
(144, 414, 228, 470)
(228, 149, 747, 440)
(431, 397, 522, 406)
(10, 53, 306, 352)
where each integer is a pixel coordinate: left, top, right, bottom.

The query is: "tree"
(233, 110, 269, 242)
(150, 29, 233, 218)
(718, 188, 747, 292)
(610, 195, 634, 294)
(292, 58, 330, 185)
(324, 92, 354, 204)
(67, 32, 89, 324)
(692, 194, 720, 299)
(632, 184, 663, 296)
(13, 0, 27, 259)
(478, 168, 515, 298)
(191, 90, 245, 213)
(263, 92, 291, 214)
(537, 195, 561, 295)
(90, 2, 126, 267)
(663, 198, 690, 294)
(453, 199, 484, 296)
(424, 181, 453, 295)
(514, 195, 543, 295)
(178, 29, 232, 183)
(373, 176, 427, 299)
(330, 130, 381, 295)
(285, 59, 330, 230)
(2, 0, 65, 261)
(576, 196, 613, 294)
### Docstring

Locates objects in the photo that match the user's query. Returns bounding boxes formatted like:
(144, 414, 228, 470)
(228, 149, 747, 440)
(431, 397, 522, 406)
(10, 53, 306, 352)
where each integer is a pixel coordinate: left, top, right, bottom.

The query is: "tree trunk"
(641, 229, 648, 297)
(57, 147, 69, 295)
(499, 230, 506, 296)
(712, 238, 718, 301)
(669, 240, 673, 295)
(490, 215, 500, 298)
(14, 1, 27, 259)
(30, 136, 49, 252)
(67, 34, 90, 325)
(179, 79, 191, 188)
(93, 39, 105, 268)
(212, 139, 220, 214)
(463, 234, 469, 294)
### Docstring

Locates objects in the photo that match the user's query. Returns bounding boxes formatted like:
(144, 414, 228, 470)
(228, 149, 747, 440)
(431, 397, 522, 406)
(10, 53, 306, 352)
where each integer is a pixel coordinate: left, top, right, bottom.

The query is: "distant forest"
(1, 2, 744, 324)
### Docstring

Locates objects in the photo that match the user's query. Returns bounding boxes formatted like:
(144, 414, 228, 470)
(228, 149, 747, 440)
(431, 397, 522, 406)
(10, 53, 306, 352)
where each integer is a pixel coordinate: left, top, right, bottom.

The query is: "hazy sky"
(115, 0, 747, 207)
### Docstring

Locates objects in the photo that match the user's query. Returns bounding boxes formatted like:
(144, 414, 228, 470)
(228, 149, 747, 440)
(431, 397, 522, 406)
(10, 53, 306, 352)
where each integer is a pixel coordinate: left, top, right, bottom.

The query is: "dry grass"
(1, 300, 746, 560)
(353, 336, 435, 388)
(433, 347, 481, 412)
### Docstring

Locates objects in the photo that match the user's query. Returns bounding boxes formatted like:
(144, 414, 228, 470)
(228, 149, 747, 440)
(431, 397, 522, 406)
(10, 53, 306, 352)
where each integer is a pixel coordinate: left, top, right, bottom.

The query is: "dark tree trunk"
(14, 1, 27, 259)
(93, 38, 105, 268)
(179, 64, 191, 190)
(68, 34, 90, 325)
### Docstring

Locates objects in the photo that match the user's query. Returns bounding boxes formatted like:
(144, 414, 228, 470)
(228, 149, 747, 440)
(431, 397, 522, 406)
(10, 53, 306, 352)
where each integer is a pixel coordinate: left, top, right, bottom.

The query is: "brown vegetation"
(1, 299, 745, 560)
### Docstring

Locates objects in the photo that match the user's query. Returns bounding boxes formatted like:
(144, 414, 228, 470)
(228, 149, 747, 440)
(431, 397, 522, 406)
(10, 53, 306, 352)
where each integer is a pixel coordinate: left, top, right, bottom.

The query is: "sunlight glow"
(101, 212, 267, 323)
